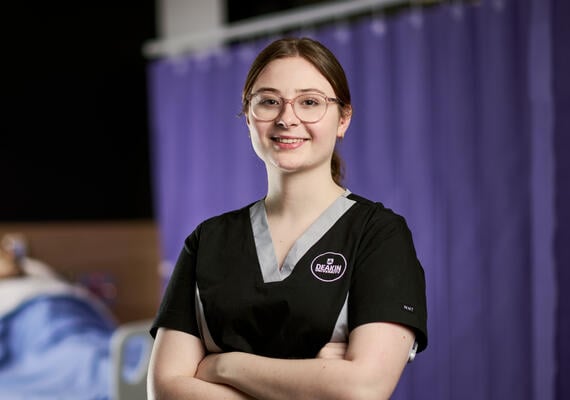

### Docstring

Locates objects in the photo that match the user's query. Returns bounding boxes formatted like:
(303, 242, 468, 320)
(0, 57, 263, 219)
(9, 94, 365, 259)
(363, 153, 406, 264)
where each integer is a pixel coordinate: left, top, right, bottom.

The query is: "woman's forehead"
(252, 56, 333, 94)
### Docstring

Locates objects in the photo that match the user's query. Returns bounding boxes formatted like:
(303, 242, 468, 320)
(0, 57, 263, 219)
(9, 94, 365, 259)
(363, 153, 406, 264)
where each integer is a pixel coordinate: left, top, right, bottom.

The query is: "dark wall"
(2, 3, 156, 221)
(226, 0, 332, 23)
(0, 1, 331, 222)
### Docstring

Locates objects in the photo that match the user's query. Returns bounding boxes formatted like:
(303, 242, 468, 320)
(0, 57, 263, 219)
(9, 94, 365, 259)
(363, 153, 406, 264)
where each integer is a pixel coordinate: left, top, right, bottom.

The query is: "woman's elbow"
(336, 385, 395, 400)
(147, 373, 187, 400)
(335, 373, 401, 400)
(147, 373, 167, 400)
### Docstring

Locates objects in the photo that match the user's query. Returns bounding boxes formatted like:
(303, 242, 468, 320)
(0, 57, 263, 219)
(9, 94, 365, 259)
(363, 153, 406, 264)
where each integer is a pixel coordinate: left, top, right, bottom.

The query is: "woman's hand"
(195, 342, 349, 384)
(195, 352, 223, 383)
(316, 342, 348, 360)
(195, 353, 258, 400)
(196, 342, 349, 383)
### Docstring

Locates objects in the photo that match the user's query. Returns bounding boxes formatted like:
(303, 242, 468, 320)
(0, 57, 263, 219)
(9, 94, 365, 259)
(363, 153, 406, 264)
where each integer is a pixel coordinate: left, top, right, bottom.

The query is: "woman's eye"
(259, 97, 280, 106)
(300, 97, 321, 107)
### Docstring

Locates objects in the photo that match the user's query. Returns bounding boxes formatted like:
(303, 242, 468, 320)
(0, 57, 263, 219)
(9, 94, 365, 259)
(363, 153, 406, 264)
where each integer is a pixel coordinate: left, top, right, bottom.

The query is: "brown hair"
(242, 37, 352, 186)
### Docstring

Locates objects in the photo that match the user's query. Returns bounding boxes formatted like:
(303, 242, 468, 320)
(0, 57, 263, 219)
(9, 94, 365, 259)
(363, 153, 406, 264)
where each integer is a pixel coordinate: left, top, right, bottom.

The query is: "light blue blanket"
(0, 291, 130, 399)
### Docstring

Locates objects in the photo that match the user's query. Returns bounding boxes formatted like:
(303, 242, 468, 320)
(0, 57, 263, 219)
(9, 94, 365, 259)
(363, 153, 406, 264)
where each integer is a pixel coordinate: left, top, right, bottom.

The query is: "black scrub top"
(151, 191, 428, 358)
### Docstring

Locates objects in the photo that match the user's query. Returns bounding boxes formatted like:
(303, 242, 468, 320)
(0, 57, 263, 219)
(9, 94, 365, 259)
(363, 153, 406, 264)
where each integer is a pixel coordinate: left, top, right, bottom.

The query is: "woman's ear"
(337, 106, 352, 139)
(245, 113, 253, 138)
(243, 106, 252, 127)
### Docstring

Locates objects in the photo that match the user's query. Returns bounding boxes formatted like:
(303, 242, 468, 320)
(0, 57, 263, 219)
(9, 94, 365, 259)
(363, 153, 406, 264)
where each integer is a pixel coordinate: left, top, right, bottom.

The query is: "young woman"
(148, 37, 428, 400)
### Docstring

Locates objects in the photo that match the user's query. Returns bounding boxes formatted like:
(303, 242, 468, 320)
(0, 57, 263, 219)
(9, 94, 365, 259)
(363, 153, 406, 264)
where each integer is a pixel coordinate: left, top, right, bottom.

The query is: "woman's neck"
(264, 169, 345, 220)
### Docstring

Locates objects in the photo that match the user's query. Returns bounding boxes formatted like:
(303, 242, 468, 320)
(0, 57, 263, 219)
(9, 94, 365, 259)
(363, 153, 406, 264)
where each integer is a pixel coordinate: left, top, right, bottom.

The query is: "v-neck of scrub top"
(249, 189, 355, 283)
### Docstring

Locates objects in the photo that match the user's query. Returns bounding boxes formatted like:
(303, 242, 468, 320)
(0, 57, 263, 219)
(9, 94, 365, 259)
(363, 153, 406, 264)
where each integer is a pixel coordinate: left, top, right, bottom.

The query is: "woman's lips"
(271, 136, 308, 149)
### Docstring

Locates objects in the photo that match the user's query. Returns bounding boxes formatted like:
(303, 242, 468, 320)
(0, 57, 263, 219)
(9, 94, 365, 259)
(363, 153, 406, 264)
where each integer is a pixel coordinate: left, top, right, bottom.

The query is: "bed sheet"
(0, 264, 146, 400)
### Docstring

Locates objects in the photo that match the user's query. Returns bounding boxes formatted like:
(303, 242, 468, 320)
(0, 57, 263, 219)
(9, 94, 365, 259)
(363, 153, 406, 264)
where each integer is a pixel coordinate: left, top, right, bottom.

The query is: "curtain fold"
(147, 1, 556, 398)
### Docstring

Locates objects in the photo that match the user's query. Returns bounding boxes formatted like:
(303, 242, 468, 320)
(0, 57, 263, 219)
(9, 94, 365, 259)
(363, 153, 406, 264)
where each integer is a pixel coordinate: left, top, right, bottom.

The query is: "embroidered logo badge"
(310, 252, 347, 282)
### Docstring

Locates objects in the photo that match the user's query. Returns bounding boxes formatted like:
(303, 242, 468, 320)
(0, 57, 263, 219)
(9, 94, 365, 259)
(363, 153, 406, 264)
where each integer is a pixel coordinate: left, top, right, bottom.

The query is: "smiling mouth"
(271, 137, 307, 144)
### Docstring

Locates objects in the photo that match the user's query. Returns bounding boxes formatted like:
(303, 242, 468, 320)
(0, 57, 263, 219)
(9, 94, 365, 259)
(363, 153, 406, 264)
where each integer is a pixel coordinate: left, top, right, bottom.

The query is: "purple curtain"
(552, 0, 570, 397)
(147, 0, 558, 398)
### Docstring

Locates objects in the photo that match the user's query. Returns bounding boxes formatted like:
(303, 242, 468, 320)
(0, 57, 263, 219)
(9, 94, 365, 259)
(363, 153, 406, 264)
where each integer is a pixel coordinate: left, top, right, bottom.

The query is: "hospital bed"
(0, 222, 160, 400)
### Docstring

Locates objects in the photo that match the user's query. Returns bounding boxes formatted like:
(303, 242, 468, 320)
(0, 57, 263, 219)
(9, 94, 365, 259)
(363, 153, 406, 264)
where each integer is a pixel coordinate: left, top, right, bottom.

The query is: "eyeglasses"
(247, 91, 342, 123)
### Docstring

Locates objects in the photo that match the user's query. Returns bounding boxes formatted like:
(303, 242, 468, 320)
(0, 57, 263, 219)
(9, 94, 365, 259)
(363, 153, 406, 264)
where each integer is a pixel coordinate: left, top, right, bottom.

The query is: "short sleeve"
(348, 212, 428, 352)
(149, 228, 201, 339)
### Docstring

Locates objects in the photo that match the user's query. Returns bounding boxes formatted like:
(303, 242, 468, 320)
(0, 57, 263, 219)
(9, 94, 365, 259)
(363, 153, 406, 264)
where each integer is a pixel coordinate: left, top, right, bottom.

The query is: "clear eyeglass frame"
(247, 91, 342, 123)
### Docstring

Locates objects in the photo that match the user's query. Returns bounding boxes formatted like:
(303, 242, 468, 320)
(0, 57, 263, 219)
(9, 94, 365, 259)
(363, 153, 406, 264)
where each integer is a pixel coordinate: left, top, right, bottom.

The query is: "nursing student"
(148, 37, 428, 400)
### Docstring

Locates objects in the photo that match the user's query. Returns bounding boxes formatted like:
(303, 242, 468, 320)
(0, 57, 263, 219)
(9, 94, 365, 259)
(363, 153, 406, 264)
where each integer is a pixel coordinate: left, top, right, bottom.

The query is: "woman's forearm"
(149, 374, 256, 400)
(195, 323, 413, 400)
(197, 353, 391, 400)
(147, 329, 257, 400)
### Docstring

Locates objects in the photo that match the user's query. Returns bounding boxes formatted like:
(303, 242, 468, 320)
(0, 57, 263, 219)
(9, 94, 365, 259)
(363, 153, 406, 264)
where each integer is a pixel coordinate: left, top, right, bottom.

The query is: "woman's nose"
(276, 100, 300, 126)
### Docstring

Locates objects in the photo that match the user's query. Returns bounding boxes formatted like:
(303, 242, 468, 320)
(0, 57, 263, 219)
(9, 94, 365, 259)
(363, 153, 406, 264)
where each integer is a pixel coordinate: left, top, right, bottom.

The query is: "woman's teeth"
(273, 138, 304, 144)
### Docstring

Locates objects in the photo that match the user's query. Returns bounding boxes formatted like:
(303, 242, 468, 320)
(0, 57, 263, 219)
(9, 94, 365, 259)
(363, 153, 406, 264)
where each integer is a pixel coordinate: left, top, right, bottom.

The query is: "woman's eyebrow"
(297, 88, 327, 95)
(254, 87, 328, 95)
(254, 87, 279, 93)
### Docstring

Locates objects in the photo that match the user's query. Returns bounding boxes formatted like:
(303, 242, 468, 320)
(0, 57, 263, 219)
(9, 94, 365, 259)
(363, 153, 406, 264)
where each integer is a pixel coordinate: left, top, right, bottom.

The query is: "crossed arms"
(147, 321, 414, 400)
